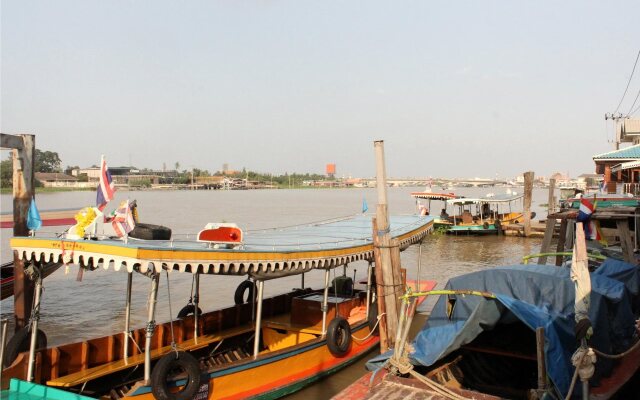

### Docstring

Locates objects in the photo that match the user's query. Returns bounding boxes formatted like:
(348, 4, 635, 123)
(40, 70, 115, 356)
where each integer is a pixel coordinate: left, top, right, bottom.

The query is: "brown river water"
(1, 186, 549, 398)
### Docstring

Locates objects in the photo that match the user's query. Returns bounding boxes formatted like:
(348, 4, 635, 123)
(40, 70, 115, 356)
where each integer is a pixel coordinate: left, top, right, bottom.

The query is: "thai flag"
(577, 198, 596, 239)
(96, 155, 115, 211)
(112, 200, 135, 237)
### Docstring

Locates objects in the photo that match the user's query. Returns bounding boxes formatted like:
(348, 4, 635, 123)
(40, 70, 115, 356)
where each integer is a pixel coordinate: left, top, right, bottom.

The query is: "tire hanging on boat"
(327, 317, 352, 357)
(177, 304, 203, 319)
(3, 327, 47, 368)
(151, 351, 201, 400)
(234, 280, 254, 305)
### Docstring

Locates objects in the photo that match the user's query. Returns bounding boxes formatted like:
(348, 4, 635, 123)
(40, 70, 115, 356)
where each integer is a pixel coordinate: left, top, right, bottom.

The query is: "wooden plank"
(555, 220, 568, 266)
(616, 220, 636, 264)
(1, 133, 24, 149)
(372, 218, 389, 353)
(538, 219, 556, 265)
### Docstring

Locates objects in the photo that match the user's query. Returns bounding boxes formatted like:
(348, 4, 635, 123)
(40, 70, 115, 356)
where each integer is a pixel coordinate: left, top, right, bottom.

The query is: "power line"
(631, 103, 640, 116)
(613, 49, 640, 115)
(627, 83, 640, 115)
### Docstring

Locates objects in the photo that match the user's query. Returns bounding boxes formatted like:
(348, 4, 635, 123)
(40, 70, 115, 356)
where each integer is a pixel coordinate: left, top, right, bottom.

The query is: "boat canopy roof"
(410, 192, 459, 201)
(11, 215, 433, 277)
(368, 260, 640, 397)
(446, 193, 523, 205)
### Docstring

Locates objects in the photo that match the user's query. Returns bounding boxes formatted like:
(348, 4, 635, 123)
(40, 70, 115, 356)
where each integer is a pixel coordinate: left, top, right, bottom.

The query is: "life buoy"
(234, 280, 254, 305)
(177, 304, 203, 319)
(368, 300, 380, 337)
(327, 317, 352, 357)
(3, 327, 47, 368)
(129, 223, 172, 240)
(151, 351, 201, 400)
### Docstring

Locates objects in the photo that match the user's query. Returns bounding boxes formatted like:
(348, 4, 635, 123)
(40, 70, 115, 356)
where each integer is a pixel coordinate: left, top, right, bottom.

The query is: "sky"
(2, 1, 640, 180)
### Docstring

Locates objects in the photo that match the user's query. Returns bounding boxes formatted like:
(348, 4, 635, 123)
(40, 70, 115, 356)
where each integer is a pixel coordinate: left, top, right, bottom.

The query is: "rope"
(564, 346, 596, 400)
(164, 270, 178, 355)
(387, 357, 471, 400)
(351, 313, 386, 342)
(593, 337, 640, 359)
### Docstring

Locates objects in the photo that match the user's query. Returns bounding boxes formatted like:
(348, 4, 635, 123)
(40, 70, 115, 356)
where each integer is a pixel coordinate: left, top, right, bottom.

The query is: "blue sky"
(2, 1, 640, 179)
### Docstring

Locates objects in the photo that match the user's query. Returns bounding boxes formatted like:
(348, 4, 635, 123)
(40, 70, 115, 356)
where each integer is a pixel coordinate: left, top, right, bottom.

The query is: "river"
(1, 186, 548, 398)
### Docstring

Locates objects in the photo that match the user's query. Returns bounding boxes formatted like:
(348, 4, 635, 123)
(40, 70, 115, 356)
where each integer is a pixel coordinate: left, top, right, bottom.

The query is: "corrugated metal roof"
(592, 144, 640, 160)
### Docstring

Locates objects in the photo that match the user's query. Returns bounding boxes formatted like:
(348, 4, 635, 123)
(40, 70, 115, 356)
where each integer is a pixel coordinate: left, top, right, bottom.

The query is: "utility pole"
(605, 113, 626, 150)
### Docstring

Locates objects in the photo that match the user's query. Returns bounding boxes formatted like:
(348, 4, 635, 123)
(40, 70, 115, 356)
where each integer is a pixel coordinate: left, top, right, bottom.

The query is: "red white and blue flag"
(96, 155, 115, 211)
(112, 200, 135, 237)
(576, 198, 601, 240)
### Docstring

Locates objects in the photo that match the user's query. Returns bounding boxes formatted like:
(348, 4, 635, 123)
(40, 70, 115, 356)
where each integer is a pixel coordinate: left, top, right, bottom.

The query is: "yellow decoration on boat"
(69, 207, 98, 238)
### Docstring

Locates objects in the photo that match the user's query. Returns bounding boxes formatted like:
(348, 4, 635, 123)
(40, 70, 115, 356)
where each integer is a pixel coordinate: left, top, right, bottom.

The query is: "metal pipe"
(301, 272, 305, 290)
(123, 272, 133, 360)
(252, 280, 264, 358)
(0, 318, 9, 373)
(194, 273, 200, 339)
(417, 242, 423, 290)
(321, 268, 331, 335)
(396, 297, 417, 362)
(144, 273, 160, 382)
(365, 263, 372, 321)
(26, 271, 43, 382)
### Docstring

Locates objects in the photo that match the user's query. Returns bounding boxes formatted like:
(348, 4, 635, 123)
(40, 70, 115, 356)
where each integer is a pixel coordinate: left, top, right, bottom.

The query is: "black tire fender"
(3, 327, 47, 368)
(151, 351, 201, 400)
(482, 222, 489, 229)
(234, 280, 254, 305)
(177, 304, 203, 319)
(327, 317, 352, 357)
(129, 223, 172, 241)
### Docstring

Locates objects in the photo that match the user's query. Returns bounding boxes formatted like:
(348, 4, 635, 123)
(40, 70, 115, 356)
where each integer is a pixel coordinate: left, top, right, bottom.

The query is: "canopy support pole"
(194, 273, 200, 339)
(321, 268, 331, 335)
(252, 280, 264, 358)
(26, 266, 43, 382)
(365, 262, 372, 322)
(144, 272, 160, 383)
(123, 272, 133, 360)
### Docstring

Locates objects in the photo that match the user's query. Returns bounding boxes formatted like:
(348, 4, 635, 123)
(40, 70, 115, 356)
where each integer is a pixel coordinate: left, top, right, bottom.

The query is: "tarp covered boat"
(365, 259, 640, 399)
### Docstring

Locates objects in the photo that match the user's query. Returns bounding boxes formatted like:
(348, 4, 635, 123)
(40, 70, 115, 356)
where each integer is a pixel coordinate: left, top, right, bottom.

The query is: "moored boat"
(410, 191, 459, 231)
(1, 213, 434, 399)
(446, 193, 532, 235)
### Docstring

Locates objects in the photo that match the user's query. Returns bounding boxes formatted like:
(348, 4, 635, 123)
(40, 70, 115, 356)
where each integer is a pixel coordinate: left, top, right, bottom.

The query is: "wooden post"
(373, 140, 399, 350)
(538, 179, 557, 265)
(372, 218, 389, 353)
(536, 327, 547, 392)
(523, 171, 534, 237)
(555, 219, 568, 266)
(616, 219, 636, 264)
(390, 238, 403, 313)
(3, 133, 36, 331)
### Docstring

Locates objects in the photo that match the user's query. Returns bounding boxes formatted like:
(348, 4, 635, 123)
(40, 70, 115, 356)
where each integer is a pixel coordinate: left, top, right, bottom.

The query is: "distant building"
(593, 144, 640, 193)
(35, 173, 79, 188)
(326, 163, 336, 178)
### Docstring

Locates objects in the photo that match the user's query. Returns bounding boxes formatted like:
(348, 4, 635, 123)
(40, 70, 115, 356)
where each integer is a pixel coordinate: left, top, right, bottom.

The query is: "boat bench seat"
(47, 324, 254, 388)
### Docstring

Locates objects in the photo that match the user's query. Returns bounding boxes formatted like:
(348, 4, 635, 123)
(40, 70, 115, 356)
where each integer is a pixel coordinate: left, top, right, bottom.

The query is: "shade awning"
(611, 160, 640, 173)
(11, 215, 434, 276)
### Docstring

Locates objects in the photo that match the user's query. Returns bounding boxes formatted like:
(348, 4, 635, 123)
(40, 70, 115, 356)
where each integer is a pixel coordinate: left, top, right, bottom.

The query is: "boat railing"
(0, 318, 8, 371)
(522, 252, 606, 265)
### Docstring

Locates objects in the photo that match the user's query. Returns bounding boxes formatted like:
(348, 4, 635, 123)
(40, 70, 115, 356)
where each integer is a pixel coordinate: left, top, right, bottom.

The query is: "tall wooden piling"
(523, 171, 534, 237)
(538, 178, 556, 265)
(373, 140, 400, 352)
(1, 133, 36, 330)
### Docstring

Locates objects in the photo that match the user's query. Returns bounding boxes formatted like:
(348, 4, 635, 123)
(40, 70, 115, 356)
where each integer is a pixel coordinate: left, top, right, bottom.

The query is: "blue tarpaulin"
(368, 259, 639, 397)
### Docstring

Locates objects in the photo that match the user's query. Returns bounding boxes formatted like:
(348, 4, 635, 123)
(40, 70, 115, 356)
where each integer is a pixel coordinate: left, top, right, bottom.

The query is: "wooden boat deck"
(47, 324, 254, 388)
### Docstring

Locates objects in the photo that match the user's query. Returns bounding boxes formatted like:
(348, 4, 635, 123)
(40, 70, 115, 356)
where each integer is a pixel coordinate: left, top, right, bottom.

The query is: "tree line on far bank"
(0, 150, 331, 189)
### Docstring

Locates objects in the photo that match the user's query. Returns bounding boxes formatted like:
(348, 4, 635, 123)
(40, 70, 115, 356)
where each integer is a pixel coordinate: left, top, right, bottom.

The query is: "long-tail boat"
(1, 213, 433, 399)
(446, 193, 533, 234)
(410, 191, 459, 230)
